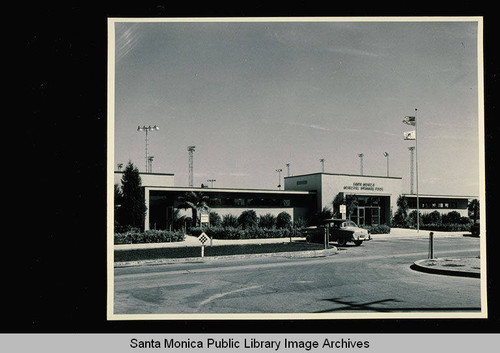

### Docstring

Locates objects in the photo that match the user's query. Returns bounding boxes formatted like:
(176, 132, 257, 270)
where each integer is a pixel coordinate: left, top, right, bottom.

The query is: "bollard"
(429, 232, 434, 259)
(324, 224, 329, 250)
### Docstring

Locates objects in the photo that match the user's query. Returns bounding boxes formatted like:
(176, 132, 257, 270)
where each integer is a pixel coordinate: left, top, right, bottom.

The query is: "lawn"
(114, 242, 327, 262)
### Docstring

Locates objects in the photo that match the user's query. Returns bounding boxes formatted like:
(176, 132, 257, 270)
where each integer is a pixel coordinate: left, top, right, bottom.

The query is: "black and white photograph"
(108, 17, 486, 320)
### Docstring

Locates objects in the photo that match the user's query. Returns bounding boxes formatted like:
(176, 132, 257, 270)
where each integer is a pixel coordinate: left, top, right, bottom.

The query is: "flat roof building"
(114, 171, 477, 231)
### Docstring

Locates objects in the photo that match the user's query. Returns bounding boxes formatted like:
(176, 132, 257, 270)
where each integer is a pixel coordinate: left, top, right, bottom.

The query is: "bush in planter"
(420, 223, 471, 232)
(276, 212, 292, 229)
(293, 217, 308, 229)
(114, 229, 185, 244)
(209, 211, 222, 227)
(238, 210, 258, 229)
(259, 213, 276, 229)
(222, 214, 239, 228)
(422, 211, 442, 225)
(362, 224, 391, 234)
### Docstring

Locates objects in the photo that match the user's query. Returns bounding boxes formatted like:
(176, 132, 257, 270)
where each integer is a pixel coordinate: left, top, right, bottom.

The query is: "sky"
(111, 18, 481, 196)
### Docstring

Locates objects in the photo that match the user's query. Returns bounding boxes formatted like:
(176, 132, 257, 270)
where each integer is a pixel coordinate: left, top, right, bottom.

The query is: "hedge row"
(418, 223, 472, 232)
(114, 229, 185, 244)
(190, 226, 293, 240)
(361, 224, 391, 234)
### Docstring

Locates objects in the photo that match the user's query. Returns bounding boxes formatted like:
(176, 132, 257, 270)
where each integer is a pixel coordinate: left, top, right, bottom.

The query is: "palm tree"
(176, 191, 210, 227)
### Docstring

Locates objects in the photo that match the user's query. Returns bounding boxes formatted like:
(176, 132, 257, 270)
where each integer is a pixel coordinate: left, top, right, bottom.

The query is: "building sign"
(343, 182, 384, 192)
(200, 213, 209, 224)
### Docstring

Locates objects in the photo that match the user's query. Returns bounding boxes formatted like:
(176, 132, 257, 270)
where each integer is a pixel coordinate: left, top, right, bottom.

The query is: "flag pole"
(415, 108, 419, 232)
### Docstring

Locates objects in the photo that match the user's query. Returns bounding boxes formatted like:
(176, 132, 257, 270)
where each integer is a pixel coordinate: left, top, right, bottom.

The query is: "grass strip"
(115, 242, 326, 262)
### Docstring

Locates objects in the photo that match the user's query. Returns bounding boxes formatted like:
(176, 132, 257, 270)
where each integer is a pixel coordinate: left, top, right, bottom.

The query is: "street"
(113, 235, 482, 316)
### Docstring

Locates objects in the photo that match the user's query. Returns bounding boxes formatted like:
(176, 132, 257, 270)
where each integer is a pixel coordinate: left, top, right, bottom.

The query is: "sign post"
(198, 232, 209, 258)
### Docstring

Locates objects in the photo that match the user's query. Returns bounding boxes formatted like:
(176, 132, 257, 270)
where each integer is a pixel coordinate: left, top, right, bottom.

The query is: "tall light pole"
(286, 163, 290, 177)
(207, 179, 216, 188)
(358, 153, 364, 175)
(188, 146, 195, 187)
(147, 156, 154, 173)
(137, 125, 159, 173)
(320, 159, 325, 173)
(276, 169, 282, 190)
(383, 152, 389, 177)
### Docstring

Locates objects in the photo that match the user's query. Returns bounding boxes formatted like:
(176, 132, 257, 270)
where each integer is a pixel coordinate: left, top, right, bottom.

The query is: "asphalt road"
(113, 235, 482, 316)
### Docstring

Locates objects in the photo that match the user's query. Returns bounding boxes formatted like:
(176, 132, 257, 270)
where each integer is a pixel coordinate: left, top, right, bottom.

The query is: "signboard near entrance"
(339, 204, 346, 219)
(200, 213, 209, 224)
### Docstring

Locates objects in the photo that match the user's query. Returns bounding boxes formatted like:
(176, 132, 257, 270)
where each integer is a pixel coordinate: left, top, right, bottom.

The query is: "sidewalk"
(114, 227, 471, 251)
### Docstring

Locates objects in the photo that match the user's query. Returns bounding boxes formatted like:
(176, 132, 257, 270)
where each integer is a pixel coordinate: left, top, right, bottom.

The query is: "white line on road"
(199, 285, 263, 306)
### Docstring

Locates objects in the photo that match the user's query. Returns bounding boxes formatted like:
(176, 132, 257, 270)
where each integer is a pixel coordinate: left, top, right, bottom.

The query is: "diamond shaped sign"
(198, 232, 209, 245)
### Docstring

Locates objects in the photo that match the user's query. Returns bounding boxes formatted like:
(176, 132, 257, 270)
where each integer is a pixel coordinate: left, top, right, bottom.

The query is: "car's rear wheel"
(337, 238, 347, 246)
(353, 240, 363, 246)
(305, 235, 311, 243)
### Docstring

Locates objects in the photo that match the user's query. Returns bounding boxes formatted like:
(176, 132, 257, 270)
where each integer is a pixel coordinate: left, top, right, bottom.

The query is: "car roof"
(321, 218, 347, 223)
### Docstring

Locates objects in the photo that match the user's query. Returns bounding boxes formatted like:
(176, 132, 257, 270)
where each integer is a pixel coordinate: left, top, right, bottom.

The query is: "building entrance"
(345, 195, 389, 226)
(353, 206, 380, 226)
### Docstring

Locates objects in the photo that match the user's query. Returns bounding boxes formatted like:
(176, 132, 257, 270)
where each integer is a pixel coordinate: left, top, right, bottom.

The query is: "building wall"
(114, 171, 174, 187)
(285, 173, 402, 213)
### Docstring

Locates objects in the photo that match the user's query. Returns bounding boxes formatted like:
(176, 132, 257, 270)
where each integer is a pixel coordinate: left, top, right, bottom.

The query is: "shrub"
(422, 211, 442, 225)
(443, 211, 461, 224)
(392, 209, 409, 228)
(222, 214, 239, 228)
(259, 213, 277, 229)
(189, 226, 291, 239)
(114, 229, 185, 244)
(407, 210, 423, 229)
(276, 212, 292, 229)
(293, 217, 308, 229)
(420, 223, 471, 232)
(362, 224, 391, 234)
(209, 211, 222, 227)
(238, 210, 258, 229)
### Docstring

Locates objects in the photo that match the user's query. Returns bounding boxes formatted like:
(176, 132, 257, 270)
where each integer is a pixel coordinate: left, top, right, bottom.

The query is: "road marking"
(199, 285, 262, 306)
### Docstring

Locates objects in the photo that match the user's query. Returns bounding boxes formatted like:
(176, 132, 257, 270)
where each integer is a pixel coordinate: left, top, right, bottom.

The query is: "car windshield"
(343, 221, 358, 227)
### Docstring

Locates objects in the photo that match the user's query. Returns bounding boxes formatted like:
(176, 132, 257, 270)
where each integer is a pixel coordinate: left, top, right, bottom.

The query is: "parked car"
(301, 219, 370, 246)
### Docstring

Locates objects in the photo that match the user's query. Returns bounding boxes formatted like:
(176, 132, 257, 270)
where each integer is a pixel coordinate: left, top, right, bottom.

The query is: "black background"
(14, 1, 499, 333)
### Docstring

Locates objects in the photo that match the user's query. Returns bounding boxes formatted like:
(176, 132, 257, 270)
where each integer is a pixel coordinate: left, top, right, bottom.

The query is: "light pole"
(147, 156, 154, 173)
(383, 152, 389, 177)
(320, 159, 325, 173)
(286, 163, 290, 177)
(358, 153, 364, 175)
(276, 169, 282, 190)
(137, 125, 159, 173)
(207, 179, 216, 188)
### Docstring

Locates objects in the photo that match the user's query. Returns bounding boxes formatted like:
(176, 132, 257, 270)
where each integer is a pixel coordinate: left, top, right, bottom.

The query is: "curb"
(411, 259, 480, 278)
(114, 247, 338, 268)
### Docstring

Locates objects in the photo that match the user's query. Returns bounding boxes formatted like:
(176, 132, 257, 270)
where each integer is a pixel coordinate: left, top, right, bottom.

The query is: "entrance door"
(355, 206, 380, 226)
(357, 207, 365, 226)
